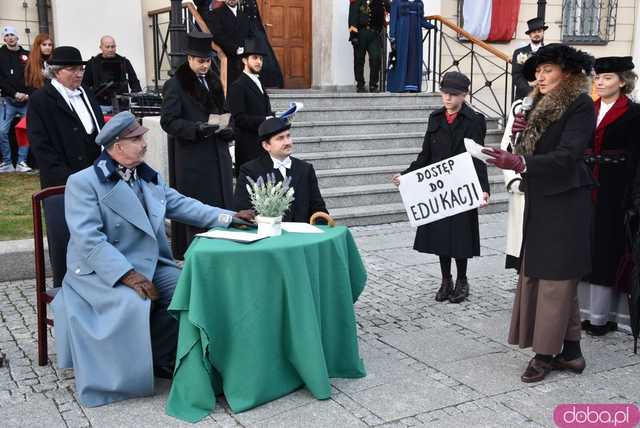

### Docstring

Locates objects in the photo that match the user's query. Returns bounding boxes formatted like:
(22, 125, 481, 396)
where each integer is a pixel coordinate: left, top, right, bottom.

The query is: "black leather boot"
(435, 277, 453, 302)
(449, 278, 469, 303)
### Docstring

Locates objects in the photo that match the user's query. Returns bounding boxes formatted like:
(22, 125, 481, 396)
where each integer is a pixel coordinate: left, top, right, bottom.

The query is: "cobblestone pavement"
(1, 213, 638, 427)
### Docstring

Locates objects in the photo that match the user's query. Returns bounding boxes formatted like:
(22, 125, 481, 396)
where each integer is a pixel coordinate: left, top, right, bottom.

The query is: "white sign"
(398, 153, 483, 227)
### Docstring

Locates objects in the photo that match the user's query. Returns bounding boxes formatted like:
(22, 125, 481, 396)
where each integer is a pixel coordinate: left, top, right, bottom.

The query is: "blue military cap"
(95, 111, 148, 148)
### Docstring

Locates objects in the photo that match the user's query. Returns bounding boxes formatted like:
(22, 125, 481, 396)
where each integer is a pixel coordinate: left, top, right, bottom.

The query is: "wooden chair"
(309, 212, 336, 227)
(32, 185, 65, 366)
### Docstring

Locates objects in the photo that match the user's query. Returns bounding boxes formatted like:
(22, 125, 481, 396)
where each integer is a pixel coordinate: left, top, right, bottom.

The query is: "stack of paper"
(196, 230, 267, 243)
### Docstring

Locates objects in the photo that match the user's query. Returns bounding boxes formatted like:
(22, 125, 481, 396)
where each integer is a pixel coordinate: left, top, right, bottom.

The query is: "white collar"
(271, 156, 291, 168)
(51, 78, 83, 106)
(227, 4, 238, 16)
(530, 42, 542, 52)
(244, 70, 263, 91)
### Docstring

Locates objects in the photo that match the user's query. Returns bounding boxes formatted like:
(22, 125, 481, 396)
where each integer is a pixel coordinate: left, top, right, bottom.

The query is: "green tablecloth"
(165, 225, 367, 422)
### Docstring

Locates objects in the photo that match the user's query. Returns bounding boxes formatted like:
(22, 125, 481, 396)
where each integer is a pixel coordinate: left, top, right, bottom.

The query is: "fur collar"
(175, 62, 224, 113)
(516, 73, 591, 155)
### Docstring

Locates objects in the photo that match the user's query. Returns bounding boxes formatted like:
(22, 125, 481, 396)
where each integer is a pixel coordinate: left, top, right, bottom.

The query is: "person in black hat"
(582, 56, 640, 337)
(482, 43, 596, 383)
(227, 37, 275, 176)
(392, 71, 490, 304)
(27, 45, 105, 288)
(160, 31, 235, 259)
(511, 17, 548, 100)
(206, 0, 250, 89)
(233, 117, 328, 221)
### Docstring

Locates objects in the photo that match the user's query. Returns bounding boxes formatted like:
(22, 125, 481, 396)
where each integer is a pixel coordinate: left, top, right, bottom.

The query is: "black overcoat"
(511, 44, 535, 100)
(403, 103, 490, 258)
(206, 5, 250, 87)
(242, 0, 284, 88)
(521, 93, 596, 280)
(27, 82, 104, 188)
(160, 62, 234, 209)
(586, 100, 640, 287)
(234, 155, 328, 222)
(227, 72, 273, 175)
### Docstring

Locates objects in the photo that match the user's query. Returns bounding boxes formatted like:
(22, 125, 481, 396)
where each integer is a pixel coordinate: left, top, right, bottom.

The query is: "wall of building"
(0, 0, 52, 50)
(50, 0, 147, 88)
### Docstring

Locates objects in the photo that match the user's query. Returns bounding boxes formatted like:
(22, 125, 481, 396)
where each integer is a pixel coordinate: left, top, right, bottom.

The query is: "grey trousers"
(150, 264, 180, 367)
(588, 283, 614, 326)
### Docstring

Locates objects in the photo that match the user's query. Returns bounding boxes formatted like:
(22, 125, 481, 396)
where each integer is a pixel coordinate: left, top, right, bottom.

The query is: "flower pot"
(256, 215, 283, 237)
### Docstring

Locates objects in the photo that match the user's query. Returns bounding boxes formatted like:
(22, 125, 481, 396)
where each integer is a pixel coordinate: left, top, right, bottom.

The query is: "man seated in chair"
(52, 111, 254, 407)
(234, 117, 328, 222)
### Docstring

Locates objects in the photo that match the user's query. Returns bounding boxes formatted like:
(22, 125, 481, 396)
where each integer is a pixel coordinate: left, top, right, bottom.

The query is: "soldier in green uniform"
(348, 0, 390, 92)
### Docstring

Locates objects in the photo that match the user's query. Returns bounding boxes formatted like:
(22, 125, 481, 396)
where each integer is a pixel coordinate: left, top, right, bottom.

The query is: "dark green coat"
(403, 103, 490, 258)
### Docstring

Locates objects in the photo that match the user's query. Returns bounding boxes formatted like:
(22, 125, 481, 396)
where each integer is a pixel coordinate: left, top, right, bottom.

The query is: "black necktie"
(199, 76, 209, 91)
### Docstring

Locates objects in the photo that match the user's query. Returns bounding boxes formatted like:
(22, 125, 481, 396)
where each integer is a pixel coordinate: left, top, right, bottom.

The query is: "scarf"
(515, 73, 591, 156)
(591, 95, 629, 201)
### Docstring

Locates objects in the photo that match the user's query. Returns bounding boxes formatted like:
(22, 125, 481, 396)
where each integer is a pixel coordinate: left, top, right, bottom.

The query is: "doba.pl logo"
(554, 404, 640, 428)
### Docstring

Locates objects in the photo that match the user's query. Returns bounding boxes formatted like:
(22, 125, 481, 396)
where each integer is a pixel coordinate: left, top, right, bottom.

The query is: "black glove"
(349, 31, 359, 45)
(196, 122, 219, 140)
(216, 127, 235, 142)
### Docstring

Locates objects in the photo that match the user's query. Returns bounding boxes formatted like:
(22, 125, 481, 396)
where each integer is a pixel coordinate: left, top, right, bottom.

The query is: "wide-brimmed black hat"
(240, 38, 268, 57)
(522, 43, 594, 81)
(594, 56, 635, 74)
(185, 31, 213, 57)
(48, 46, 87, 66)
(525, 17, 548, 35)
(258, 117, 291, 142)
(440, 71, 471, 95)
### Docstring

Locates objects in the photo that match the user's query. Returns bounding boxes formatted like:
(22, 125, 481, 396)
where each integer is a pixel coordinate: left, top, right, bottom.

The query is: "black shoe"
(586, 321, 618, 336)
(154, 365, 174, 379)
(356, 85, 367, 93)
(581, 320, 592, 331)
(369, 85, 379, 93)
(435, 277, 453, 302)
(449, 278, 469, 303)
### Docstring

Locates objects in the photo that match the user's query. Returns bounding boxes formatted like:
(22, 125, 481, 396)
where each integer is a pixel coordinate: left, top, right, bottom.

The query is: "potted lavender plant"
(246, 173, 295, 236)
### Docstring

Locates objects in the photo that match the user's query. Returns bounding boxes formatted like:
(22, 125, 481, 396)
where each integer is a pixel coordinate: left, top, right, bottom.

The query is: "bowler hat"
(440, 71, 470, 95)
(96, 111, 148, 148)
(240, 38, 268, 57)
(48, 46, 87, 66)
(258, 117, 291, 142)
(522, 43, 594, 82)
(185, 31, 213, 57)
(525, 17, 548, 35)
(594, 56, 635, 74)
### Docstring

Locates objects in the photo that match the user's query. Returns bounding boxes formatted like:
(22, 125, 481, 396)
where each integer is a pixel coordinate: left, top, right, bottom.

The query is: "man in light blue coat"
(52, 111, 255, 407)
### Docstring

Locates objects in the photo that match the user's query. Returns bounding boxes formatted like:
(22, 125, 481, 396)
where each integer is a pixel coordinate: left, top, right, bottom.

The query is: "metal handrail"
(148, 2, 228, 95)
(420, 15, 513, 124)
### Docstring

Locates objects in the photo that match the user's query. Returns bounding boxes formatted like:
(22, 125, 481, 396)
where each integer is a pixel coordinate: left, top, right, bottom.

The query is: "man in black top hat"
(512, 17, 548, 100)
(206, 0, 250, 89)
(234, 117, 328, 222)
(227, 38, 275, 176)
(27, 46, 105, 287)
(82, 35, 142, 113)
(161, 31, 235, 259)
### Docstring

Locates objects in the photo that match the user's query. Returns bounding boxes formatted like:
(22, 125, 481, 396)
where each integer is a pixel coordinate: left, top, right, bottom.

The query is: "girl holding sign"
(392, 71, 490, 304)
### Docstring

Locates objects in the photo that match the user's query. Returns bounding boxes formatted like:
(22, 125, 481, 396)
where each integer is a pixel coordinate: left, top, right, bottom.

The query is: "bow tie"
(67, 89, 82, 98)
(273, 158, 291, 170)
(116, 164, 138, 183)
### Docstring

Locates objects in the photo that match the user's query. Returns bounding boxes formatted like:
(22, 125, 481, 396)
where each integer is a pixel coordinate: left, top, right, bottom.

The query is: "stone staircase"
(269, 91, 507, 227)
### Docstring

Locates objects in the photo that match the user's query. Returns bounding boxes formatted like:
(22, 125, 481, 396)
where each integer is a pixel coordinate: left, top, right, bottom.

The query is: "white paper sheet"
(196, 229, 267, 243)
(281, 222, 324, 234)
(464, 138, 493, 163)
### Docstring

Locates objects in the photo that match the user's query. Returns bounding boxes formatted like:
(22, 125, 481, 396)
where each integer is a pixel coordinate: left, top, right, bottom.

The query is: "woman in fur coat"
(582, 57, 640, 336)
(483, 44, 595, 383)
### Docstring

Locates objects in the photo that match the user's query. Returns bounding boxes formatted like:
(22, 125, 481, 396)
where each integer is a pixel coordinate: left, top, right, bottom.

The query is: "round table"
(166, 225, 367, 422)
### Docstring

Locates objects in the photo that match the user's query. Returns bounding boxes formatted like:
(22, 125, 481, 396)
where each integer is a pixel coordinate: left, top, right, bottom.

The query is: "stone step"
(329, 193, 510, 227)
(293, 130, 502, 153)
(316, 163, 505, 191)
(278, 105, 437, 122)
(298, 148, 421, 170)
(269, 91, 442, 108)
(292, 118, 429, 137)
(321, 176, 506, 209)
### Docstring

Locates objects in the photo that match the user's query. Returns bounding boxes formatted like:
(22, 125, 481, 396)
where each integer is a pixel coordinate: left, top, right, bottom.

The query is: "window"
(562, 0, 618, 44)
